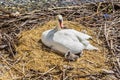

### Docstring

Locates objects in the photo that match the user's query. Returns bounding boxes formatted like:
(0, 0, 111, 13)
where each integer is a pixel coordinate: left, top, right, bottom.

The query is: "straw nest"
(1, 21, 110, 80)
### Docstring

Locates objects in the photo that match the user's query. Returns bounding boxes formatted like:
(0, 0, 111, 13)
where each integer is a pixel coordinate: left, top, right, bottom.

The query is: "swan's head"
(57, 15, 64, 29)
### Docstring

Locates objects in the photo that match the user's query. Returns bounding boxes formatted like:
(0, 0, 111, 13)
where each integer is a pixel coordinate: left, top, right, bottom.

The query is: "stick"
(0, 54, 24, 75)
(42, 66, 57, 75)
(76, 4, 111, 21)
(48, 6, 82, 10)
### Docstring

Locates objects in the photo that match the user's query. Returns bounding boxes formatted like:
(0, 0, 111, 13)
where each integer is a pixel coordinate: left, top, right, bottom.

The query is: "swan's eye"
(58, 19, 62, 22)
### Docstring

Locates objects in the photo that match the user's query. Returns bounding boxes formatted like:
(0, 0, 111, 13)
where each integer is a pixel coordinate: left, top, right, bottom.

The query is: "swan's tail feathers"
(79, 33, 92, 40)
(85, 44, 99, 50)
(65, 51, 79, 61)
(85, 35, 92, 40)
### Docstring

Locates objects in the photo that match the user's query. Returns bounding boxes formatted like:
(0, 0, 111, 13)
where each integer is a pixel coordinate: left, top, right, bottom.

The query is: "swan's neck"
(53, 26, 60, 31)
(56, 26, 61, 31)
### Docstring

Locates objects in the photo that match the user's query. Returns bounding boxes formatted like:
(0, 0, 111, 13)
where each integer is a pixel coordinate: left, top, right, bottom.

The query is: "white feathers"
(41, 28, 98, 54)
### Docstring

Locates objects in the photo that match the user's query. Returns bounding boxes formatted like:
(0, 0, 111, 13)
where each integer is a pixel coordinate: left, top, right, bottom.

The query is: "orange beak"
(59, 19, 63, 28)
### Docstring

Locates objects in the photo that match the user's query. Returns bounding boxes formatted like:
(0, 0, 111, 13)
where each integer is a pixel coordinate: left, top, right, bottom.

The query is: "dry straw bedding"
(9, 21, 110, 79)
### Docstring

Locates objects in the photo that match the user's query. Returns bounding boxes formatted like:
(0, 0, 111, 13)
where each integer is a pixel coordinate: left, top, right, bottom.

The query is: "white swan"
(41, 15, 98, 61)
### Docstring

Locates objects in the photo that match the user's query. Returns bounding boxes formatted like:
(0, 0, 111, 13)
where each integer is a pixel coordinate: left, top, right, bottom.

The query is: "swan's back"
(41, 29, 89, 54)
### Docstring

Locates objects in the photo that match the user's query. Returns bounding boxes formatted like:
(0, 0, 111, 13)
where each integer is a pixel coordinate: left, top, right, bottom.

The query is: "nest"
(4, 21, 108, 80)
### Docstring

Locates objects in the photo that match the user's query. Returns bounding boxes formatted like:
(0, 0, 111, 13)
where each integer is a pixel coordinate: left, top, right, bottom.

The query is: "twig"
(62, 69, 67, 80)
(0, 44, 8, 50)
(42, 66, 57, 75)
(63, 76, 69, 80)
(0, 54, 24, 75)
(8, 69, 14, 80)
(34, 66, 57, 80)
(70, 72, 114, 79)
(0, 8, 18, 17)
(111, 0, 115, 14)
(116, 58, 120, 73)
(3, 33, 15, 57)
(48, 6, 82, 10)
(97, 25, 103, 44)
(104, 23, 111, 48)
(0, 8, 11, 15)
(97, 2, 102, 13)
(76, 4, 111, 21)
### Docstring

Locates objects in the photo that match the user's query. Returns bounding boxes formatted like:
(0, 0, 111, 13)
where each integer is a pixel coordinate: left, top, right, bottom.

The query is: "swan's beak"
(58, 19, 62, 28)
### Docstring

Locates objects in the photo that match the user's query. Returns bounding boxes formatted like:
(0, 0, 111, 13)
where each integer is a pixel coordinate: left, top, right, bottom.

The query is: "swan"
(41, 15, 98, 61)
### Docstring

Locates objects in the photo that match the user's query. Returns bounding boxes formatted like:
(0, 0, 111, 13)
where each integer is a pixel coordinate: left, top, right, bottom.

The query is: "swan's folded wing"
(53, 33, 85, 53)
(85, 44, 98, 50)
(72, 29, 92, 40)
